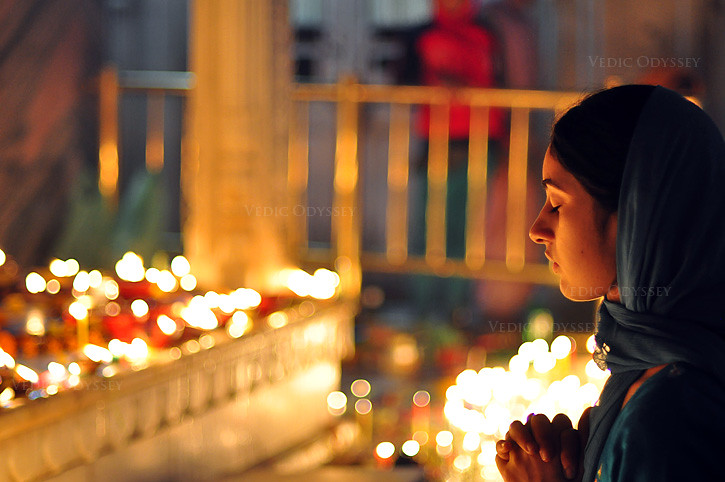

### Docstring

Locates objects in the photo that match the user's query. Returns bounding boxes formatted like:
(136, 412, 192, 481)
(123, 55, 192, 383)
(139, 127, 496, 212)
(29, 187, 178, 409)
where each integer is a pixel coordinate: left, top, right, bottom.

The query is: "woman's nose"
(529, 208, 551, 245)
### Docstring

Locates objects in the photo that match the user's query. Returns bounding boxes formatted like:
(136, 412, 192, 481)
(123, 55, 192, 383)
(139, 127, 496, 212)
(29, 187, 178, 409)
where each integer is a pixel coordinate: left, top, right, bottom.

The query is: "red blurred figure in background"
(406, 0, 507, 326)
(415, 0, 506, 141)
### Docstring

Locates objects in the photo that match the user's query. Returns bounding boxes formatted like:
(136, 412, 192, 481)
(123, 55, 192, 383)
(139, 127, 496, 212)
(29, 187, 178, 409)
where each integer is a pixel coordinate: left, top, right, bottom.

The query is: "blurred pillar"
(186, 0, 292, 291)
(704, 0, 725, 132)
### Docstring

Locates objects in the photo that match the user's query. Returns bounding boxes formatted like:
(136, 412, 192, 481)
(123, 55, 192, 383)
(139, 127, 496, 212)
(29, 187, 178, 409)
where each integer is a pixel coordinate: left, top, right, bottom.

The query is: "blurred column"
(704, 0, 725, 132)
(186, 0, 292, 291)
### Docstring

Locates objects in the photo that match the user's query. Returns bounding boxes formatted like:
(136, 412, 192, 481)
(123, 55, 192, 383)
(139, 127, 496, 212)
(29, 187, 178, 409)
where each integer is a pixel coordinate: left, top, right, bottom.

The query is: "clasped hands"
(495, 408, 590, 482)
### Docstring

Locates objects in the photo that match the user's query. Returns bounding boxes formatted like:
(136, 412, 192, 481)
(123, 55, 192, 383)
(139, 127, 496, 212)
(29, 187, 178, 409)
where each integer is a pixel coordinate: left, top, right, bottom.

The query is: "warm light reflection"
(170, 256, 191, 277)
(104, 279, 120, 300)
(145, 267, 161, 283)
(413, 390, 430, 407)
(231, 288, 261, 309)
(65, 259, 80, 277)
(156, 270, 178, 293)
(68, 362, 81, 376)
(354, 398, 372, 415)
(351, 379, 371, 398)
(108, 339, 126, 358)
(412, 430, 428, 446)
(73, 271, 91, 292)
(375, 442, 395, 459)
(551, 335, 573, 359)
(0, 387, 14, 404)
(181, 297, 218, 330)
(16, 364, 39, 384)
(83, 344, 113, 363)
(46, 279, 61, 294)
(453, 454, 472, 471)
(49, 259, 67, 277)
(327, 391, 347, 416)
(218, 294, 235, 314)
(25, 272, 46, 294)
(586, 334, 597, 353)
(105, 302, 121, 316)
(68, 301, 89, 320)
(282, 268, 340, 299)
(436, 431, 453, 447)
(115, 252, 145, 282)
(47, 362, 67, 381)
(180, 274, 197, 291)
(199, 334, 215, 349)
(25, 309, 45, 336)
(125, 338, 149, 362)
(88, 270, 103, 289)
(131, 299, 150, 318)
(157, 315, 177, 335)
(401, 440, 420, 457)
(227, 311, 250, 338)
(267, 311, 288, 329)
(0, 352, 15, 369)
(442, 335, 610, 476)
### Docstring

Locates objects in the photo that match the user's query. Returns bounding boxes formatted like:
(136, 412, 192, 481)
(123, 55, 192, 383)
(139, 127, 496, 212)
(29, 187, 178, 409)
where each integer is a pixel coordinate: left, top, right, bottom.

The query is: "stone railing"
(0, 302, 354, 481)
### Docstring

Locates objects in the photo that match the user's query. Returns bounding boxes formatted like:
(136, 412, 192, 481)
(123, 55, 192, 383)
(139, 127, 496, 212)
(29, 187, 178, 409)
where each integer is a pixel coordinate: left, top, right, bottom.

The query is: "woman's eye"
(550, 205, 561, 213)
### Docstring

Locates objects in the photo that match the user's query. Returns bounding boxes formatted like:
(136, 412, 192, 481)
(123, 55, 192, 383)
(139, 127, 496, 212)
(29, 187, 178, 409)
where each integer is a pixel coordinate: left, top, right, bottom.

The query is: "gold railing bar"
(292, 84, 584, 110)
(146, 94, 165, 173)
(332, 78, 361, 299)
(463, 89, 583, 109)
(301, 248, 556, 285)
(506, 107, 530, 272)
(99, 67, 120, 205)
(465, 106, 489, 270)
(425, 102, 449, 266)
(292, 84, 340, 102)
(361, 253, 557, 285)
(386, 103, 411, 264)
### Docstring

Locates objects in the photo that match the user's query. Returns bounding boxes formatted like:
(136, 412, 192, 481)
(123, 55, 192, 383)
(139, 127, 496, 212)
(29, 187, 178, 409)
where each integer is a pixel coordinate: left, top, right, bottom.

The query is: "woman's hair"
(550, 85, 657, 212)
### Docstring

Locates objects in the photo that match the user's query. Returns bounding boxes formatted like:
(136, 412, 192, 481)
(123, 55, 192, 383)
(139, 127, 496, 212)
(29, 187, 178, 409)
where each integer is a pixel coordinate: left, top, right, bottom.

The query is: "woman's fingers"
(507, 420, 538, 455)
(559, 428, 580, 479)
(495, 453, 508, 478)
(551, 413, 574, 432)
(496, 439, 512, 461)
(529, 413, 556, 461)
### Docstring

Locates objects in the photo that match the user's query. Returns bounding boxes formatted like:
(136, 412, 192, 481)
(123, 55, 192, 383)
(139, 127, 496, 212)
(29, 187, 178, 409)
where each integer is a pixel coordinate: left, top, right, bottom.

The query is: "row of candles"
(327, 332, 609, 481)
(0, 248, 341, 408)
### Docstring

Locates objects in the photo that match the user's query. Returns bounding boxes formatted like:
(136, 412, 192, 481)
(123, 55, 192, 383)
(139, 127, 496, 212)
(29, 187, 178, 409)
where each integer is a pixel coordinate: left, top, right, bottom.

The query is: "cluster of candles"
(0, 248, 341, 408)
(328, 334, 609, 481)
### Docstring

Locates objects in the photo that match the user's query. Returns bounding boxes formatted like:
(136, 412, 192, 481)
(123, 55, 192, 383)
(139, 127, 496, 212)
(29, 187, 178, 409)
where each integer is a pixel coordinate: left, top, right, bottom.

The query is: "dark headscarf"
(582, 86, 725, 481)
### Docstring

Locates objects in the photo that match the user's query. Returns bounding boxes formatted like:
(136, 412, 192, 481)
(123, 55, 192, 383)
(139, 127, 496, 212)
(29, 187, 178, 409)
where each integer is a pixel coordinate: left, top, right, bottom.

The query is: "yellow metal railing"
(97, 66, 194, 205)
(290, 81, 585, 285)
(100, 69, 584, 288)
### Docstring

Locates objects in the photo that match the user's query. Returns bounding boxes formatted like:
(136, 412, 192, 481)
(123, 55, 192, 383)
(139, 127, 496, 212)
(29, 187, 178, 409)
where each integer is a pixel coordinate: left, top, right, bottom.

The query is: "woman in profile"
(495, 85, 725, 481)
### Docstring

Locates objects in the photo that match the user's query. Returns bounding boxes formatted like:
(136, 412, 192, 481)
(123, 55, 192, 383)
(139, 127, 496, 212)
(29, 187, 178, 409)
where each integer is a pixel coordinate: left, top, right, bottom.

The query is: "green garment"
(595, 362, 725, 481)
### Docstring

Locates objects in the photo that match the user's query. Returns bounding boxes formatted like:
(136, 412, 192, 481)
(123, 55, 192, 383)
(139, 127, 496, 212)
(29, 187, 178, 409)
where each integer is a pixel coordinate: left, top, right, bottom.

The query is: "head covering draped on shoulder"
(582, 86, 725, 482)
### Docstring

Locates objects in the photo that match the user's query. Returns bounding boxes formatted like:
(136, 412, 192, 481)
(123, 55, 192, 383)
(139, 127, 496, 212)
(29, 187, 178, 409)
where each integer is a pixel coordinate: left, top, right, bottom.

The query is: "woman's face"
(529, 148, 619, 301)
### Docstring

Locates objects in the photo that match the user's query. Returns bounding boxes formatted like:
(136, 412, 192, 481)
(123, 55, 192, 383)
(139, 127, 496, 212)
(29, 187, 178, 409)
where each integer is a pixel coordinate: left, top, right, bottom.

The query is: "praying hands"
(495, 409, 590, 482)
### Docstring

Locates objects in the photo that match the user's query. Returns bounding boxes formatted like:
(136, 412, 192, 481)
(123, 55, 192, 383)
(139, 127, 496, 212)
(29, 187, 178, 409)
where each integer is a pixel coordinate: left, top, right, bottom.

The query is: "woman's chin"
(559, 281, 603, 302)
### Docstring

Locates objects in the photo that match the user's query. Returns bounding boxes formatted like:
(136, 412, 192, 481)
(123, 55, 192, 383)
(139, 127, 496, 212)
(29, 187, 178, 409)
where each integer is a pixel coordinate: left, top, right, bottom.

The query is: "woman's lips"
(545, 252, 560, 273)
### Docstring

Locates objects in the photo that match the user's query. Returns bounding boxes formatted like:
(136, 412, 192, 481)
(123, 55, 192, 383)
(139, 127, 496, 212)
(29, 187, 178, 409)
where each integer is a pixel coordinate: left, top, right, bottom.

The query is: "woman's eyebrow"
(542, 178, 566, 192)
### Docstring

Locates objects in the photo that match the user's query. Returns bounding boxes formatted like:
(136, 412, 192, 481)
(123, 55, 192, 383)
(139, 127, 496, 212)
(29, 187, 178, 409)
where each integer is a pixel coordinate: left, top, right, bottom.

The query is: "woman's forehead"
(541, 150, 568, 190)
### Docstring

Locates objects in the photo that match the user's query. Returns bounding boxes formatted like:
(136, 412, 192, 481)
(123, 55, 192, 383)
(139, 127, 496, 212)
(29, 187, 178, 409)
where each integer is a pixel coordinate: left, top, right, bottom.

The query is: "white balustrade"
(0, 303, 354, 481)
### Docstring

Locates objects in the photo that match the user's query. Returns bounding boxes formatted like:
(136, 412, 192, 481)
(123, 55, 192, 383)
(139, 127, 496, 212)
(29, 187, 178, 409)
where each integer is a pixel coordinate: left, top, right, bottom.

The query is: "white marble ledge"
(0, 301, 356, 482)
